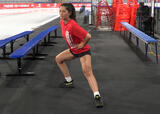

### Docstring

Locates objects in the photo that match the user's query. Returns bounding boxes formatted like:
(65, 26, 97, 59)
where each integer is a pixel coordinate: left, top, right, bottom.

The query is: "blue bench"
(121, 22, 158, 63)
(7, 25, 59, 76)
(0, 31, 33, 58)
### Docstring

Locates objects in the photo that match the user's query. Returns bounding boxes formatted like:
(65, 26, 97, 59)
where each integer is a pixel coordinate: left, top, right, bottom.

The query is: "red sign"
(0, 3, 91, 9)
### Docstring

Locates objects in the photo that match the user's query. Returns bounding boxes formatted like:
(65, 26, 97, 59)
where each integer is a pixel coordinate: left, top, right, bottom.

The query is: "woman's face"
(59, 6, 71, 20)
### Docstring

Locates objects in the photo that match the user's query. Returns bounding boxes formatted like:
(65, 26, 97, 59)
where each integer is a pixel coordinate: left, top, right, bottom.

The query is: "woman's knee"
(55, 55, 64, 64)
(82, 65, 93, 77)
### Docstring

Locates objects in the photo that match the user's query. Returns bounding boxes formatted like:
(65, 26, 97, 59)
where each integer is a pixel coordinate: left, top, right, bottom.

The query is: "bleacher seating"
(0, 31, 33, 59)
(7, 25, 59, 76)
(121, 22, 158, 63)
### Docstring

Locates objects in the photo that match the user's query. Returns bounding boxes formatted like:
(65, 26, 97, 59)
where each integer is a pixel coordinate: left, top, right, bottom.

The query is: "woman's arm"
(75, 33, 91, 49)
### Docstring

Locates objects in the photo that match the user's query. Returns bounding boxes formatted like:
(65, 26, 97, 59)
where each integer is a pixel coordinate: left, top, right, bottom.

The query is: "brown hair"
(60, 3, 76, 21)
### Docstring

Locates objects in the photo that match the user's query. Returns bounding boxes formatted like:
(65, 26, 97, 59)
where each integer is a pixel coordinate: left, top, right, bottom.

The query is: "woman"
(56, 3, 103, 108)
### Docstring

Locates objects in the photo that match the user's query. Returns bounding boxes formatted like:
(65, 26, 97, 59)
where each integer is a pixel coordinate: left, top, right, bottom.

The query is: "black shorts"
(70, 49, 91, 57)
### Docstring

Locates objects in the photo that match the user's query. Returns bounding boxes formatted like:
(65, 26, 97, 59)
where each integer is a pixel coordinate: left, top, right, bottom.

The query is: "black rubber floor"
(0, 12, 160, 114)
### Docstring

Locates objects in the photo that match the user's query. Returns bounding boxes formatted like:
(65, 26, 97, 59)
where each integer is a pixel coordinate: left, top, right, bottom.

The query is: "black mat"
(0, 12, 160, 114)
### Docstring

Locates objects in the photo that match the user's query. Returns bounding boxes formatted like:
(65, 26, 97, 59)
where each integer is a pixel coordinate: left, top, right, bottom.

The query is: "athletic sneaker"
(94, 95, 103, 108)
(59, 80, 74, 88)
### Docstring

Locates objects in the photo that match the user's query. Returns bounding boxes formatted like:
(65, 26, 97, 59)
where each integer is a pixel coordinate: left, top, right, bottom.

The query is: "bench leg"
(47, 33, 57, 45)
(35, 45, 48, 57)
(10, 41, 14, 53)
(48, 33, 51, 43)
(129, 32, 132, 40)
(26, 35, 30, 42)
(0, 46, 13, 59)
(32, 47, 45, 59)
(25, 47, 46, 60)
(18, 58, 22, 74)
(145, 43, 148, 60)
(3, 41, 14, 56)
(53, 29, 63, 38)
(44, 37, 47, 44)
(55, 29, 57, 37)
(6, 58, 35, 76)
(155, 43, 158, 64)
(2, 46, 6, 58)
(41, 36, 54, 46)
(136, 38, 139, 47)
(50, 29, 62, 38)
(19, 35, 30, 46)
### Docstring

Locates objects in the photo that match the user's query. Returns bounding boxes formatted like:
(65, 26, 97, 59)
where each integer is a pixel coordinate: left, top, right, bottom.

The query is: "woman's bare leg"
(80, 54, 99, 93)
(80, 54, 103, 107)
(55, 49, 75, 78)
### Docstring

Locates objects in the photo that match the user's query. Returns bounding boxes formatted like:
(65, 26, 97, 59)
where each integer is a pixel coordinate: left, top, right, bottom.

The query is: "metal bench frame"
(121, 22, 158, 63)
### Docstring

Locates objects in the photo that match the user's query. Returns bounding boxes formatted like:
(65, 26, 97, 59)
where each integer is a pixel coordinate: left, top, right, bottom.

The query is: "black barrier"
(136, 2, 155, 37)
(83, 10, 89, 24)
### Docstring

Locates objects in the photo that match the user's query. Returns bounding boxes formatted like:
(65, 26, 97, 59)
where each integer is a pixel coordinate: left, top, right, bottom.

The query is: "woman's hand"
(75, 42, 85, 49)
(74, 33, 91, 49)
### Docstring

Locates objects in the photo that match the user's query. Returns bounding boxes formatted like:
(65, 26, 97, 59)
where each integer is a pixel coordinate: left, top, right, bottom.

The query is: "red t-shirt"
(60, 19, 90, 54)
